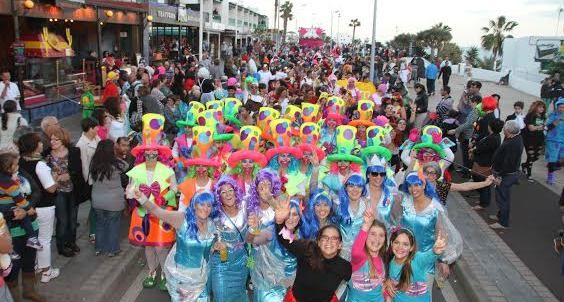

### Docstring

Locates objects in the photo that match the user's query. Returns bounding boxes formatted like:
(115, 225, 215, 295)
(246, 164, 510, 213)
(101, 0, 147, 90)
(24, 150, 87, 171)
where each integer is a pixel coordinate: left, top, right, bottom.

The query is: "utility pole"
(557, 7, 563, 36)
(336, 12, 341, 46)
(369, 0, 378, 83)
(11, 0, 24, 109)
(199, 0, 204, 60)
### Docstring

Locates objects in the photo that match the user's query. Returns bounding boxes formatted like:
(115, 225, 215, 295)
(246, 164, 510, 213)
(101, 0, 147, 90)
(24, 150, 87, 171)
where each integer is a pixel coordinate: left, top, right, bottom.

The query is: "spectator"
(0, 71, 21, 110)
(436, 86, 454, 122)
(209, 59, 224, 80)
(412, 83, 429, 128)
(138, 86, 163, 115)
(490, 120, 524, 229)
(438, 60, 452, 87)
(18, 133, 60, 284)
(150, 79, 166, 103)
(505, 101, 525, 130)
(104, 97, 126, 141)
(170, 66, 185, 99)
(44, 126, 84, 258)
(90, 140, 128, 257)
(425, 62, 439, 96)
(521, 100, 546, 182)
(0, 100, 28, 153)
(450, 95, 482, 178)
(39, 116, 58, 151)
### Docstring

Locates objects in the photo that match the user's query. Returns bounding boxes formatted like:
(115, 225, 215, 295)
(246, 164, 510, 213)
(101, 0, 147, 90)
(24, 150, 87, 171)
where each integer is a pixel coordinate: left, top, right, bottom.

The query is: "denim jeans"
(94, 209, 122, 254)
(54, 191, 77, 251)
(495, 174, 519, 227)
(426, 78, 436, 94)
(479, 186, 492, 208)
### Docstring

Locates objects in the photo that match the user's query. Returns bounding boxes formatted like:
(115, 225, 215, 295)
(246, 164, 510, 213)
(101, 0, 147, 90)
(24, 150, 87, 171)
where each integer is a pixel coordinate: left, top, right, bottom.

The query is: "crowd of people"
(0, 39, 562, 302)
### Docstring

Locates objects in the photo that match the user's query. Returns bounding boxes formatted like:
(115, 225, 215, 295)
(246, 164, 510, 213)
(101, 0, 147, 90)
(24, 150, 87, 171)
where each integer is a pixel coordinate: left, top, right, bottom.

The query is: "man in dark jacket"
(490, 120, 524, 229)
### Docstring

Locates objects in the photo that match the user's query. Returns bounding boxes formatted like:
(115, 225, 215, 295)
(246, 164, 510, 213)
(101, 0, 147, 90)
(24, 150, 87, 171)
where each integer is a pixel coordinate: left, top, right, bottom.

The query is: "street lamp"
(369, 0, 378, 83)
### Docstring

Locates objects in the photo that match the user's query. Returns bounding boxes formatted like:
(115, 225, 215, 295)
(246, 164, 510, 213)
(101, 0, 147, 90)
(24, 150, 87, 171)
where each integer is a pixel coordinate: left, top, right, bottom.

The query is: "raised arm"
(132, 187, 184, 229)
(450, 175, 494, 192)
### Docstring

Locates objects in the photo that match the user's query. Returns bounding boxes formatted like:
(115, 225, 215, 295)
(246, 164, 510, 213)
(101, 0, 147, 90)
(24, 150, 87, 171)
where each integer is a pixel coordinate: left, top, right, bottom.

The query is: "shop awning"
(22, 30, 75, 58)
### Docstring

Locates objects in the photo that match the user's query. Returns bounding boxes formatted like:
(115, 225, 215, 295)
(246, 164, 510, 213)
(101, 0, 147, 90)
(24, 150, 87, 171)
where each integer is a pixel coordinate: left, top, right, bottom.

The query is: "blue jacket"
(426, 64, 439, 79)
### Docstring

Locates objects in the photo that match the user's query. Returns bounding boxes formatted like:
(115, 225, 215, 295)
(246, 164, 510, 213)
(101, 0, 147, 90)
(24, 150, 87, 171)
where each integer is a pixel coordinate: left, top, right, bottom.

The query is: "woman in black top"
(275, 198, 352, 302)
(412, 83, 429, 128)
(521, 100, 547, 181)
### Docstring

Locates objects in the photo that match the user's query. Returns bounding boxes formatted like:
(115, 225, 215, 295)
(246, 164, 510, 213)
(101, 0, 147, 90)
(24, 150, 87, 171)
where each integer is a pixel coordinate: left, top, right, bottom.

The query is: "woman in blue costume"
(300, 189, 339, 240)
(385, 228, 446, 302)
(391, 171, 462, 298)
(246, 169, 300, 302)
(210, 176, 250, 302)
(130, 189, 219, 302)
(337, 174, 369, 261)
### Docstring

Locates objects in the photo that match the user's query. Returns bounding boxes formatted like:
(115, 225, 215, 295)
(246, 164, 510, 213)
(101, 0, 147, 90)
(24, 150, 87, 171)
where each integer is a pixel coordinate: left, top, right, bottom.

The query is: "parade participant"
(345, 77, 361, 103)
(127, 114, 177, 290)
(246, 168, 282, 236)
(521, 100, 547, 182)
(210, 176, 251, 302)
(348, 100, 376, 148)
(360, 126, 396, 228)
(296, 122, 324, 196)
(322, 125, 363, 196)
(347, 208, 387, 302)
(301, 103, 320, 123)
(227, 126, 267, 198)
(196, 108, 235, 173)
(545, 98, 564, 185)
(319, 112, 341, 156)
(391, 171, 463, 293)
(101, 71, 120, 104)
(301, 189, 338, 240)
(224, 97, 243, 129)
(257, 107, 281, 144)
(274, 198, 352, 302)
(172, 101, 205, 182)
(178, 126, 221, 211)
(384, 228, 446, 302)
(131, 189, 218, 302)
(400, 126, 455, 179)
(337, 174, 369, 261)
(266, 119, 307, 197)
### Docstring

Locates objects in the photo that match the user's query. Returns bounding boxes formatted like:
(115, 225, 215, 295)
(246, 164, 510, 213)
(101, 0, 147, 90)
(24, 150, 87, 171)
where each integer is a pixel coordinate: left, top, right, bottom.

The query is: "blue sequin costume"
(347, 260, 385, 302)
(164, 220, 216, 302)
(388, 250, 438, 302)
(338, 198, 367, 261)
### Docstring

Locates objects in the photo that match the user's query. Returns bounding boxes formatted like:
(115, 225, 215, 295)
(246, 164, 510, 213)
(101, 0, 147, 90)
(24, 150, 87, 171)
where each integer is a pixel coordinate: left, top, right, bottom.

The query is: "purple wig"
(247, 168, 282, 215)
(213, 175, 244, 213)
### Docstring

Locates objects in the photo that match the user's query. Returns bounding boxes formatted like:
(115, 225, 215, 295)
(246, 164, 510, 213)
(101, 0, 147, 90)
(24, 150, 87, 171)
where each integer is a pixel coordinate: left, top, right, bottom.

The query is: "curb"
(452, 255, 492, 302)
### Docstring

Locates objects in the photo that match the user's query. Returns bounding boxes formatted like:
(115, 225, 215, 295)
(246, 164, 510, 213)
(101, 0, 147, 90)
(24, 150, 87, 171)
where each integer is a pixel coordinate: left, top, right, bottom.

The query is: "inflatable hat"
(284, 105, 302, 124)
(244, 76, 258, 90)
(349, 100, 375, 127)
(326, 96, 346, 115)
(297, 122, 325, 161)
(131, 113, 171, 158)
(223, 97, 242, 128)
(257, 107, 281, 142)
(197, 109, 234, 142)
(227, 125, 267, 168)
(265, 118, 301, 161)
(183, 126, 220, 167)
(326, 125, 363, 164)
(301, 103, 320, 123)
(206, 100, 224, 110)
(412, 125, 446, 158)
(176, 101, 205, 128)
(361, 126, 392, 162)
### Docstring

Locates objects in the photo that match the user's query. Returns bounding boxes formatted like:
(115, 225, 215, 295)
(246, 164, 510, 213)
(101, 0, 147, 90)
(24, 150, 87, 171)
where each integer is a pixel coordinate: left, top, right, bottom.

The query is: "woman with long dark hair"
(274, 198, 352, 302)
(412, 84, 428, 128)
(90, 140, 128, 256)
(521, 100, 547, 182)
(0, 100, 28, 153)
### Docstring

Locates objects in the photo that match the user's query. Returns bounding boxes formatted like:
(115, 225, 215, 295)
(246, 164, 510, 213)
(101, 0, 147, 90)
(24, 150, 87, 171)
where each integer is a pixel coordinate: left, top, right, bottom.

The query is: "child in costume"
(348, 208, 387, 302)
(127, 114, 178, 291)
(265, 119, 307, 198)
(131, 189, 218, 302)
(210, 176, 251, 302)
(80, 83, 96, 119)
(177, 126, 221, 212)
(227, 126, 267, 199)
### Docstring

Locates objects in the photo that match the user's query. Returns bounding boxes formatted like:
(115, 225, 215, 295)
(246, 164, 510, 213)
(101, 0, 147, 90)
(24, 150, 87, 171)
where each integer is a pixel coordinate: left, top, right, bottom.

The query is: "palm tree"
(465, 46, 480, 66)
(349, 19, 361, 45)
(416, 23, 452, 59)
(279, 1, 293, 45)
(481, 16, 518, 71)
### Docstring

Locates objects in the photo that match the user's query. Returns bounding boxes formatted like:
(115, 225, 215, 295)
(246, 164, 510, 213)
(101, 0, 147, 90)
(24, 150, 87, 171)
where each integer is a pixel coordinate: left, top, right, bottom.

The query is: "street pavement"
(35, 74, 562, 302)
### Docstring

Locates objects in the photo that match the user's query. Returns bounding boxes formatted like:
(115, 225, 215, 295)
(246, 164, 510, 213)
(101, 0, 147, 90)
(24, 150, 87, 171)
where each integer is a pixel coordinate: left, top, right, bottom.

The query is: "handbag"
(471, 162, 492, 177)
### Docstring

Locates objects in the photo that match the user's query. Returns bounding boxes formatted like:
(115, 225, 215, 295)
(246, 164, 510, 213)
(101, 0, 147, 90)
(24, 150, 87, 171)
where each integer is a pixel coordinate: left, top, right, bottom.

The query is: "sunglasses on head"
(370, 171, 386, 177)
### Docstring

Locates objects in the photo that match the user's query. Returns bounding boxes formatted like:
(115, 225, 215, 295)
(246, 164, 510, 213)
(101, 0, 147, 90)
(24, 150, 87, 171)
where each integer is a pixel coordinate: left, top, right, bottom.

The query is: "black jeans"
(6, 236, 37, 282)
(55, 191, 77, 251)
(495, 174, 519, 227)
(460, 138, 472, 171)
(442, 75, 450, 87)
(426, 78, 436, 94)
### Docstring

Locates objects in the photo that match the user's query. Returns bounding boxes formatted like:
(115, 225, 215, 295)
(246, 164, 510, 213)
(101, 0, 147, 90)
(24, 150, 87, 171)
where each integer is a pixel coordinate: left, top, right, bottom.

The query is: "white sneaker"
(40, 268, 60, 283)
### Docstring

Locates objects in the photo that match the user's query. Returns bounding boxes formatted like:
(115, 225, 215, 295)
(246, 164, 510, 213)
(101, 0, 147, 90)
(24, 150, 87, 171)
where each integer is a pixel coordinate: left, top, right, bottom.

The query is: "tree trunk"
(492, 51, 497, 71)
(282, 18, 288, 45)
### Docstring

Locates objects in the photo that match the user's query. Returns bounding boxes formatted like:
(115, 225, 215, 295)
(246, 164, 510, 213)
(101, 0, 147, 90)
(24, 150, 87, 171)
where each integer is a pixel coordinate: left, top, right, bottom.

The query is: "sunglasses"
(369, 172, 386, 177)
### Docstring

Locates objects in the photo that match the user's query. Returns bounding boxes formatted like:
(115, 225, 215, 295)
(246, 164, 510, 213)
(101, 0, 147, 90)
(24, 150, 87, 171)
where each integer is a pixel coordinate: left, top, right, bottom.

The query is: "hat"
(206, 100, 224, 110)
(223, 97, 242, 128)
(481, 95, 498, 112)
(297, 122, 325, 161)
(227, 126, 267, 168)
(183, 126, 221, 167)
(326, 96, 346, 115)
(197, 109, 234, 142)
(349, 100, 376, 127)
(265, 119, 302, 161)
(361, 126, 392, 162)
(257, 107, 281, 142)
(176, 101, 205, 128)
(227, 77, 238, 86)
(302, 103, 320, 123)
(412, 125, 446, 158)
(556, 97, 564, 107)
(131, 114, 172, 158)
(244, 76, 258, 90)
(106, 71, 119, 82)
(326, 125, 363, 164)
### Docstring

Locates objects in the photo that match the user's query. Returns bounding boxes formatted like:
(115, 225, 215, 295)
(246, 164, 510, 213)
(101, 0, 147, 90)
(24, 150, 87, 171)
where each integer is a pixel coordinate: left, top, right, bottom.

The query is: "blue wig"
(365, 166, 397, 207)
(185, 190, 219, 241)
(267, 154, 300, 174)
(213, 176, 244, 221)
(272, 198, 303, 255)
(338, 174, 367, 225)
(401, 171, 439, 200)
(301, 189, 338, 239)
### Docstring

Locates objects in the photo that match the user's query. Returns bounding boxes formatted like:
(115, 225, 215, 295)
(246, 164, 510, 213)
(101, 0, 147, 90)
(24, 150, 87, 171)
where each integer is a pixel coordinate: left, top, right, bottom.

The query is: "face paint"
(144, 152, 159, 161)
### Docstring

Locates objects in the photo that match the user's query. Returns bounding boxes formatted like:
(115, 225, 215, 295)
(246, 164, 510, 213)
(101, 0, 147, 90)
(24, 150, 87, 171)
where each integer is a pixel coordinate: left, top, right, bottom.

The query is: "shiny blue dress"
(347, 261, 385, 302)
(365, 186, 394, 229)
(210, 209, 249, 302)
(164, 220, 216, 302)
(250, 223, 298, 302)
(338, 198, 367, 261)
(388, 250, 438, 302)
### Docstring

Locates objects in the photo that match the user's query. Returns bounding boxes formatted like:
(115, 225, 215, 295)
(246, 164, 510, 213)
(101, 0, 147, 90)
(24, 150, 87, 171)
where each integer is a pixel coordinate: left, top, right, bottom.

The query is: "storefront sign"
(12, 42, 25, 66)
(157, 10, 176, 20)
(150, 4, 199, 26)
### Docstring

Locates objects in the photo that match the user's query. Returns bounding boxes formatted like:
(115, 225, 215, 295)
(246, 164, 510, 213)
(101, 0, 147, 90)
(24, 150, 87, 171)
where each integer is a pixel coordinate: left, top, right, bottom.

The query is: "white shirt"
(36, 161, 56, 189)
(258, 70, 274, 86)
(0, 82, 21, 110)
(75, 133, 101, 182)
